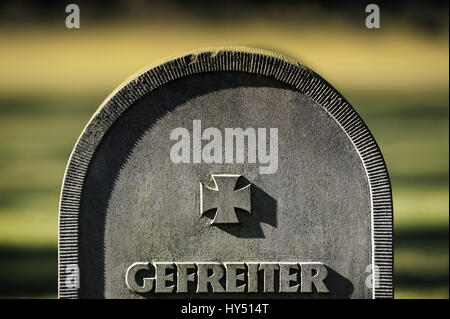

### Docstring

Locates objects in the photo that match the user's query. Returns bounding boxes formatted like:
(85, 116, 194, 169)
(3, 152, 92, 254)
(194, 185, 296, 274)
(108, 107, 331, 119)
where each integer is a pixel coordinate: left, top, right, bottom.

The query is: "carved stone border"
(59, 47, 393, 299)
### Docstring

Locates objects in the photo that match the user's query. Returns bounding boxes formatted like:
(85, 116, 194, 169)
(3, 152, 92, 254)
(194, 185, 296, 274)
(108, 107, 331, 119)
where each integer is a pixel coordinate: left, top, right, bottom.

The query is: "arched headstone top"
(59, 47, 393, 299)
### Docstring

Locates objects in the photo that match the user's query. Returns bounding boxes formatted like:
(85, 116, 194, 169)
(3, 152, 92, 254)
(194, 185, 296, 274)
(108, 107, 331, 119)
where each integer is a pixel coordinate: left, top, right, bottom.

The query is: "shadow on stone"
(78, 71, 297, 297)
(205, 178, 277, 238)
(321, 266, 354, 299)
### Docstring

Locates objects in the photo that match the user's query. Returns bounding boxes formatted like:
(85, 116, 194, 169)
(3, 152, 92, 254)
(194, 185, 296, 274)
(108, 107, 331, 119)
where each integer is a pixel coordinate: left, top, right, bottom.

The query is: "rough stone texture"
(59, 48, 393, 299)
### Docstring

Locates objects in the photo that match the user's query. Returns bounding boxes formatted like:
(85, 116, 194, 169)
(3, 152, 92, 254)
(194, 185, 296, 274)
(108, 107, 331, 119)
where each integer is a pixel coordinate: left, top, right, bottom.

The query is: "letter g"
(126, 262, 155, 293)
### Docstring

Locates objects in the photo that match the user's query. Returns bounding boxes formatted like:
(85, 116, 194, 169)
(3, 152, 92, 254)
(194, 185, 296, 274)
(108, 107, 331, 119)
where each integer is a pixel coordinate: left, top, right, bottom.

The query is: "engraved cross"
(200, 174, 251, 225)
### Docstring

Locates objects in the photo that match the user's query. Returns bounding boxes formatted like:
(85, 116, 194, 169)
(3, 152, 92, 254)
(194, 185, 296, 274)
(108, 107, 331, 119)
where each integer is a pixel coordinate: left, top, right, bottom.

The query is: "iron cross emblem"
(200, 174, 251, 225)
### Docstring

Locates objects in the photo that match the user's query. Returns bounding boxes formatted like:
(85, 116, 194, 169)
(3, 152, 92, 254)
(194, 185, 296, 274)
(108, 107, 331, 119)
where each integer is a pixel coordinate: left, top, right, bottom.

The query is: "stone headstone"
(58, 47, 393, 299)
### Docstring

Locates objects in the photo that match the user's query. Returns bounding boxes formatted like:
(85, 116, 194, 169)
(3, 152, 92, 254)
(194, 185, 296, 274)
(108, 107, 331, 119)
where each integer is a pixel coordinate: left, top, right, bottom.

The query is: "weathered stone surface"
(59, 48, 393, 299)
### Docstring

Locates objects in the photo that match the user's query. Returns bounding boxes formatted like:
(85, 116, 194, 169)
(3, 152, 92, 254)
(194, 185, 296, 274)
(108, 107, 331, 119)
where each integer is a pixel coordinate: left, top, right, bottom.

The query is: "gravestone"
(58, 47, 393, 299)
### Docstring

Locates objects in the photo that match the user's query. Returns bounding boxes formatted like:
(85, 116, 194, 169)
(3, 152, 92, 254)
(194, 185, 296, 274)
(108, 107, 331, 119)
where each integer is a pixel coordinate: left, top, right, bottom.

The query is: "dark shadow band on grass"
(0, 245, 57, 298)
(395, 224, 449, 250)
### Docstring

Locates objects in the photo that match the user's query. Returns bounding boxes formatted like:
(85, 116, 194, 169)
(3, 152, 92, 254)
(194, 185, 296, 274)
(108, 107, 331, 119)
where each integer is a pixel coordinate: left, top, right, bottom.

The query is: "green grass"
(352, 90, 449, 298)
(0, 87, 447, 298)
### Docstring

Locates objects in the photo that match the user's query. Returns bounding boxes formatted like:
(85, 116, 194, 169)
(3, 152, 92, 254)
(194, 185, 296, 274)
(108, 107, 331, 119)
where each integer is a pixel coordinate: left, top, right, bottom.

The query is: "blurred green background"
(0, 1, 448, 298)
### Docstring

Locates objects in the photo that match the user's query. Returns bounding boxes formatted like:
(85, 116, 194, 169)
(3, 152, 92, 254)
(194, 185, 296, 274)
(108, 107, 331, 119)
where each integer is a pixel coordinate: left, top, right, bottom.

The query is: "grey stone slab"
(58, 47, 393, 299)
